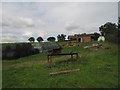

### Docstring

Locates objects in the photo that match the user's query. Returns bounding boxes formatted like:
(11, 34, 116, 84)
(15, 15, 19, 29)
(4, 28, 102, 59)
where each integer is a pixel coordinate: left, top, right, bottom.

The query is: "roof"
(68, 34, 91, 39)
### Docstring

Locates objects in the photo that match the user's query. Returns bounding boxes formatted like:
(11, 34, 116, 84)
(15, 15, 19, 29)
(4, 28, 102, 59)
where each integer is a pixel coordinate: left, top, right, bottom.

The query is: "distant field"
(2, 41, 119, 88)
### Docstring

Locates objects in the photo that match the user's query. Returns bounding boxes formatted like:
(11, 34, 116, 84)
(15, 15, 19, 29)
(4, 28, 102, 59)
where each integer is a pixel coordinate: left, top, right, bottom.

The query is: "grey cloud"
(65, 22, 80, 31)
(2, 33, 19, 42)
(2, 17, 33, 28)
(2, 23, 9, 27)
(65, 25, 79, 31)
(2, 33, 32, 43)
(65, 22, 86, 32)
(2, 16, 45, 30)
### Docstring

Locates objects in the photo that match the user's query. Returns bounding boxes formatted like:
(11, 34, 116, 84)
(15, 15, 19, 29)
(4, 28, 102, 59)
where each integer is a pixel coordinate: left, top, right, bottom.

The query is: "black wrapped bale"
(2, 43, 39, 60)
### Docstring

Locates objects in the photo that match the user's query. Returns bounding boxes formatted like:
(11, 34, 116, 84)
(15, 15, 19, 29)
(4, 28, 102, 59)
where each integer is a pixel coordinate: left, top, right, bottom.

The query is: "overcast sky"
(1, 2, 118, 42)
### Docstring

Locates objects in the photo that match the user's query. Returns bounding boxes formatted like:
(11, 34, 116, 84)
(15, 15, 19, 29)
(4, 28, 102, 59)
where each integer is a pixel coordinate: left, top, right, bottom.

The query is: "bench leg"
(71, 55, 73, 59)
(49, 56, 52, 67)
(76, 54, 78, 59)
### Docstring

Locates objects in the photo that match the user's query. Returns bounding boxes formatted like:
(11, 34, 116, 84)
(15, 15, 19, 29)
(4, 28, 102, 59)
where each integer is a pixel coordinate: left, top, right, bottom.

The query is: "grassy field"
(2, 41, 119, 88)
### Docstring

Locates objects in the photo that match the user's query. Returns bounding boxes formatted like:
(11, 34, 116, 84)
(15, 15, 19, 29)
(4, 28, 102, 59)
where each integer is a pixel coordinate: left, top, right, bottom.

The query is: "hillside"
(2, 41, 119, 88)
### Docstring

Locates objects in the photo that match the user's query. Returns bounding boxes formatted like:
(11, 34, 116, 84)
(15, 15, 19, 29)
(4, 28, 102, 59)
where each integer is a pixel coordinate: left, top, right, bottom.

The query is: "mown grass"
(2, 41, 118, 88)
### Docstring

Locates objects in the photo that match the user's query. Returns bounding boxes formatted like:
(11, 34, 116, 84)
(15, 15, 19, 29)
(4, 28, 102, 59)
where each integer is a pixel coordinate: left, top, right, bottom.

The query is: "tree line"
(28, 33, 100, 43)
(28, 21, 120, 44)
(28, 36, 56, 42)
(28, 34, 67, 43)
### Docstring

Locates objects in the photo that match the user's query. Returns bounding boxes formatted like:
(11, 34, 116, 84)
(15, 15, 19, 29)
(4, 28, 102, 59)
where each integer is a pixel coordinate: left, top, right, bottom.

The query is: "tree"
(91, 32, 100, 41)
(99, 22, 120, 43)
(47, 37, 56, 42)
(99, 22, 117, 36)
(28, 37, 35, 43)
(57, 34, 66, 42)
(118, 17, 120, 29)
(36, 36, 43, 42)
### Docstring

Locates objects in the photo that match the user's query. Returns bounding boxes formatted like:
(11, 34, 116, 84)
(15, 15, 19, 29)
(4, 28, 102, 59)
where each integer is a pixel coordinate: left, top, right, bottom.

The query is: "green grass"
(2, 41, 118, 88)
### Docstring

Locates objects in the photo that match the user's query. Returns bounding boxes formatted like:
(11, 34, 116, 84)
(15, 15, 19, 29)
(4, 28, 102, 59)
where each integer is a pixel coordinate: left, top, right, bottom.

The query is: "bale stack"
(2, 43, 39, 60)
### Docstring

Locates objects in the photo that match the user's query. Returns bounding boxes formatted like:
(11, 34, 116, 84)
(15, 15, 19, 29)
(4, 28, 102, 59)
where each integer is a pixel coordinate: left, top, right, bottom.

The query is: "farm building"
(68, 34, 92, 43)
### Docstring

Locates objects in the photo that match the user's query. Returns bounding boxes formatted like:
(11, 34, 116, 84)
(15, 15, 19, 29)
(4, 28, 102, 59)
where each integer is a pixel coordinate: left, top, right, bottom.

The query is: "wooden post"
(49, 68, 80, 76)
(71, 54, 73, 59)
(48, 55, 50, 66)
(76, 53, 78, 59)
(47, 55, 49, 63)
(48, 55, 51, 67)
(50, 55, 52, 63)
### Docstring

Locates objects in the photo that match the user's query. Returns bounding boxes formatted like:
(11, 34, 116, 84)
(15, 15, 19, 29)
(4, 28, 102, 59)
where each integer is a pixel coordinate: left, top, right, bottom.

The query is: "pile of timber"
(84, 43, 102, 49)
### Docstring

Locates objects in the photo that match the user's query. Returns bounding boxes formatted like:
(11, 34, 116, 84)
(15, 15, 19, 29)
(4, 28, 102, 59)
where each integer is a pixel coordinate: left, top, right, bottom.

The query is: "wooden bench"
(47, 52, 79, 66)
